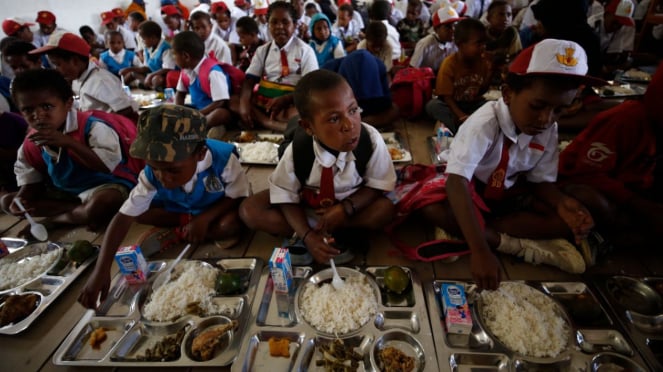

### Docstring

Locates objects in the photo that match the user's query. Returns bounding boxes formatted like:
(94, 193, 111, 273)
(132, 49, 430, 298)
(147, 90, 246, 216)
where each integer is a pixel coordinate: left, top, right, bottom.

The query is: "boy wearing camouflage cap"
(79, 105, 249, 309)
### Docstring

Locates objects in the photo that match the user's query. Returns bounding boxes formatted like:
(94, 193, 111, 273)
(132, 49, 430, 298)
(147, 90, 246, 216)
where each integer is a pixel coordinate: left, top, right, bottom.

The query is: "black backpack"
(278, 117, 374, 187)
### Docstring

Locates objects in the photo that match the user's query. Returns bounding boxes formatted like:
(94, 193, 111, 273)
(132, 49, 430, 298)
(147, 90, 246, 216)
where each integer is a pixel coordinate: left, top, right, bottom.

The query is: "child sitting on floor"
(79, 25, 106, 59)
(1, 69, 143, 234)
(485, 1, 522, 84)
(99, 31, 142, 77)
(30, 32, 137, 119)
(358, 21, 394, 73)
(173, 31, 239, 138)
(211, 1, 239, 44)
(78, 105, 249, 310)
(239, 70, 396, 265)
(419, 39, 604, 290)
(100, 11, 137, 50)
(396, 0, 426, 56)
(239, 1, 318, 132)
(190, 10, 234, 64)
(234, 16, 265, 72)
(161, 4, 185, 41)
(332, 3, 362, 53)
(368, 0, 401, 60)
(410, 5, 461, 74)
(120, 21, 176, 91)
(309, 13, 345, 66)
(426, 18, 491, 133)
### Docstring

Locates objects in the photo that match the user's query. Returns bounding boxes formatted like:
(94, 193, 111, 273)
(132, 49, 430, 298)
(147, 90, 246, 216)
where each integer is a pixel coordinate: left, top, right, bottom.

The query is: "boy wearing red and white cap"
(101, 11, 138, 50)
(30, 32, 137, 119)
(599, 0, 636, 65)
(410, 5, 461, 73)
(2, 19, 34, 44)
(420, 39, 605, 289)
(253, 0, 272, 42)
(33, 10, 65, 48)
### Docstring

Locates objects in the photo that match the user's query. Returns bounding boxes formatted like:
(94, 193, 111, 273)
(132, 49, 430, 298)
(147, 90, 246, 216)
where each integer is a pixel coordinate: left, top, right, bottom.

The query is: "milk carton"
(115, 245, 149, 284)
(269, 247, 293, 293)
(440, 283, 473, 334)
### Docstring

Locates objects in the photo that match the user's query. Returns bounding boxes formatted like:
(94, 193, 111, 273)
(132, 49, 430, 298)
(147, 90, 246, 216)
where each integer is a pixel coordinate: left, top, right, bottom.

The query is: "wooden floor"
(0, 117, 659, 372)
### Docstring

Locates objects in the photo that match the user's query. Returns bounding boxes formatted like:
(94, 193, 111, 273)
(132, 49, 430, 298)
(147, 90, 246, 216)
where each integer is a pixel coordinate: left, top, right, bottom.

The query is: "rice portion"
(0, 248, 61, 290)
(142, 261, 228, 322)
(299, 274, 377, 334)
(479, 282, 569, 358)
(238, 141, 277, 163)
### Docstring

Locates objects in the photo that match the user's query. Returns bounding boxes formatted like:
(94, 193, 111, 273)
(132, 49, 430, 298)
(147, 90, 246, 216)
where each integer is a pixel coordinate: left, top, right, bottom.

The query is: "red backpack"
(22, 110, 144, 185)
(390, 67, 435, 119)
(181, 55, 246, 95)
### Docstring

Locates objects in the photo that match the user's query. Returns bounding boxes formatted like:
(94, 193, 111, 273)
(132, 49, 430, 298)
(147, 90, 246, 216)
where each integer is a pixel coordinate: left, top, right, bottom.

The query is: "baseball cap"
(2, 19, 34, 36)
(112, 8, 125, 17)
(605, 0, 635, 26)
(432, 5, 463, 27)
(161, 5, 182, 17)
(254, 0, 269, 15)
(235, 0, 248, 8)
(509, 39, 606, 86)
(36, 10, 56, 25)
(29, 32, 91, 57)
(338, 0, 351, 5)
(211, 1, 230, 14)
(130, 105, 207, 162)
(100, 11, 116, 26)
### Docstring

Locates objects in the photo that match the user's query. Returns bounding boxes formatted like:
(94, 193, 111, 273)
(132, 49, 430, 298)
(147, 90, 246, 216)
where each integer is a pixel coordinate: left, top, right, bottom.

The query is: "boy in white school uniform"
(190, 11, 234, 64)
(599, 0, 636, 67)
(410, 5, 461, 74)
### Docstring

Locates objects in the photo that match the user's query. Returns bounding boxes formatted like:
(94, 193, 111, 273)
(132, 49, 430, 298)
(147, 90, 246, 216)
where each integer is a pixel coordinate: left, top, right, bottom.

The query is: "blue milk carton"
(440, 283, 473, 334)
(269, 247, 294, 318)
(115, 245, 149, 284)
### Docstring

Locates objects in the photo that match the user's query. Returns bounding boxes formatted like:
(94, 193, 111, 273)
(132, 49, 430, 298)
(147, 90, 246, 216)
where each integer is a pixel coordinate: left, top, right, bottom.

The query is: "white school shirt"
(445, 98, 558, 188)
(118, 26, 138, 50)
(258, 21, 271, 42)
(176, 56, 231, 101)
(600, 23, 635, 53)
(205, 33, 233, 64)
(73, 62, 136, 113)
(245, 37, 319, 86)
(33, 27, 66, 48)
(213, 23, 240, 44)
(15, 108, 122, 187)
(119, 149, 249, 217)
(332, 21, 361, 41)
(409, 34, 457, 73)
(382, 20, 402, 60)
(465, 0, 492, 19)
(98, 49, 142, 71)
(269, 123, 397, 204)
(142, 39, 177, 69)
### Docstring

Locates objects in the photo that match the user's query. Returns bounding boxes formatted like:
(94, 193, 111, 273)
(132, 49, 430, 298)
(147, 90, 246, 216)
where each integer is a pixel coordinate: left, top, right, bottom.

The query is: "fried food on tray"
(388, 147, 404, 160)
(379, 346, 415, 372)
(0, 293, 39, 326)
(238, 131, 257, 143)
(268, 337, 291, 357)
(89, 327, 108, 349)
(191, 320, 237, 361)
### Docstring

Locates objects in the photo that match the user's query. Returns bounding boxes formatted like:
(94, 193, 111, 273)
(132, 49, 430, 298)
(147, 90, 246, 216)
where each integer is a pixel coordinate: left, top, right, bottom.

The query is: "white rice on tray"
(238, 141, 277, 163)
(0, 248, 61, 290)
(299, 274, 377, 335)
(142, 261, 228, 322)
(480, 282, 569, 358)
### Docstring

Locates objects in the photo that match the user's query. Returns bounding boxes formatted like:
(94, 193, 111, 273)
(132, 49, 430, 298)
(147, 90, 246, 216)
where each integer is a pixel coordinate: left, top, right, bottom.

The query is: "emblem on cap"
(556, 48, 578, 67)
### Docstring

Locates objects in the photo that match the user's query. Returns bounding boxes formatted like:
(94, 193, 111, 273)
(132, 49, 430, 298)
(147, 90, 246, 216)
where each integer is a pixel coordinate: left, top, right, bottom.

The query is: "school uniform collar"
(495, 98, 535, 150)
(43, 108, 79, 160)
(312, 136, 355, 171)
(150, 38, 167, 53)
(184, 56, 209, 81)
(274, 36, 298, 51)
(181, 148, 213, 193)
(108, 49, 126, 58)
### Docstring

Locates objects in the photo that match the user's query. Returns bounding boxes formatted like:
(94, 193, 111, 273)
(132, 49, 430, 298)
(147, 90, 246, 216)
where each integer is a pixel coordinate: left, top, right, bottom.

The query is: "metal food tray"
(232, 133, 284, 165)
(0, 241, 98, 335)
(427, 136, 452, 165)
(0, 237, 28, 255)
(381, 132, 413, 163)
(592, 275, 663, 371)
(53, 257, 263, 367)
(233, 265, 439, 371)
(426, 280, 650, 371)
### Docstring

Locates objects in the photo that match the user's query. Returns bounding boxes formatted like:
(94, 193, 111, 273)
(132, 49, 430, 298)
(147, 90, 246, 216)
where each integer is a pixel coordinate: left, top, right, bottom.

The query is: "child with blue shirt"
(99, 31, 142, 77)
(120, 21, 175, 90)
(78, 105, 249, 310)
(309, 13, 345, 66)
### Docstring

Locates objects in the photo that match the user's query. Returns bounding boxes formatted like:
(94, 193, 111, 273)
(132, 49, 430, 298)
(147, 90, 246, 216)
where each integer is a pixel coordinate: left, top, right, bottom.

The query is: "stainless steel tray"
(0, 241, 98, 335)
(426, 280, 649, 371)
(53, 257, 263, 367)
(0, 237, 28, 255)
(232, 133, 284, 165)
(382, 132, 413, 163)
(592, 276, 663, 371)
(232, 265, 439, 371)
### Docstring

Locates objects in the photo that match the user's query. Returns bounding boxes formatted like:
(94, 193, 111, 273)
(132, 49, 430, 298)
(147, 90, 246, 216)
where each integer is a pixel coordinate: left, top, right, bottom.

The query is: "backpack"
(390, 67, 435, 119)
(278, 118, 374, 186)
(22, 110, 144, 185)
(180, 56, 246, 95)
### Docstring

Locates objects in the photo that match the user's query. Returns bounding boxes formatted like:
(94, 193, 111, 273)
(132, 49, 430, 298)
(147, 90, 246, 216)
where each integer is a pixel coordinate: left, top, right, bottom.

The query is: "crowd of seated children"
(309, 13, 345, 66)
(239, 1, 318, 132)
(240, 69, 396, 265)
(1, 18, 34, 45)
(79, 26, 106, 59)
(189, 11, 234, 65)
(1, 69, 142, 233)
(396, 0, 426, 56)
(30, 32, 137, 119)
(120, 21, 175, 91)
(426, 18, 491, 133)
(333, 3, 363, 53)
(98, 31, 141, 77)
(100, 10, 137, 51)
(235, 16, 266, 72)
(410, 5, 460, 74)
(358, 21, 393, 73)
(79, 105, 249, 309)
(161, 4, 186, 41)
(485, 0, 522, 84)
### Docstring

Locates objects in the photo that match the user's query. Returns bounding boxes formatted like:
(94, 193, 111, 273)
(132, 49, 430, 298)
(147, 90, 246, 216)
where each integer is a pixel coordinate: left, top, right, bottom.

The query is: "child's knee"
(0, 192, 16, 214)
(239, 191, 268, 228)
(206, 108, 232, 128)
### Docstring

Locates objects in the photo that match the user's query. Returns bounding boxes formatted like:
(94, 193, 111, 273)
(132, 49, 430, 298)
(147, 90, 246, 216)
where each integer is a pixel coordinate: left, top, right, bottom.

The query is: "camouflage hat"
(130, 105, 207, 162)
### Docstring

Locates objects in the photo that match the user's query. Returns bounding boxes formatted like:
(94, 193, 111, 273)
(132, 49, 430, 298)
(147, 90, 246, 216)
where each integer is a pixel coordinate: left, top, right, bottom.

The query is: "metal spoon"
(329, 258, 345, 290)
(13, 198, 48, 242)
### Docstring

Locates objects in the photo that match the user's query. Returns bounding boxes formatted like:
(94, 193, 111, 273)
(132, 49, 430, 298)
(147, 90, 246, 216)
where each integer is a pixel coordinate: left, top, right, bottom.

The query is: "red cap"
(254, 0, 269, 15)
(112, 8, 124, 17)
(211, 1, 230, 14)
(161, 5, 181, 17)
(36, 10, 56, 25)
(234, 0, 248, 8)
(605, 0, 635, 27)
(2, 19, 34, 36)
(432, 6, 462, 27)
(338, 0, 352, 6)
(101, 11, 116, 26)
(29, 32, 91, 57)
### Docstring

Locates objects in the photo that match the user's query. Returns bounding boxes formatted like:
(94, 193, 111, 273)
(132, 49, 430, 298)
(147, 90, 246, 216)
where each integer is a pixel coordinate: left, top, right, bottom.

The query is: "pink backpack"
(390, 67, 435, 119)
(180, 56, 246, 95)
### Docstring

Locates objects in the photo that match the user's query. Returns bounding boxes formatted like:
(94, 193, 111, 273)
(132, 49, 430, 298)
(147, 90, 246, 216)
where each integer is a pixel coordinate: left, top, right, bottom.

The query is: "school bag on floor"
(390, 67, 435, 119)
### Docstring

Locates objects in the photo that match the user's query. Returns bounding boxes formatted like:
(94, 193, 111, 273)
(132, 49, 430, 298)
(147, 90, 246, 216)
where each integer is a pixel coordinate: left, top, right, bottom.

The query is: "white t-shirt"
(72, 63, 136, 113)
(270, 123, 396, 204)
(409, 34, 457, 73)
(205, 33, 233, 64)
(445, 98, 558, 187)
(600, 23, 635, 53)
(176, 57, 231, 101)
(382, 20, 402, 60)
(245, 37, 319, 86)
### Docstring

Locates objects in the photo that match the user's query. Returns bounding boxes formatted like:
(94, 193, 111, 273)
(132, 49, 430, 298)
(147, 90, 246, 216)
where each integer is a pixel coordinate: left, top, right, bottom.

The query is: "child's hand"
(28, 127, 72, 148)
(557, 196, 594, 244)
(314, 204, 347, 234)
(265, 96, 289, 119)
(470, 249, 502, 290)
(78, 267, 111, 309)
(239, 98, 254, 128)
(181, 215, 210, 244)
(304, 230, 341, 263)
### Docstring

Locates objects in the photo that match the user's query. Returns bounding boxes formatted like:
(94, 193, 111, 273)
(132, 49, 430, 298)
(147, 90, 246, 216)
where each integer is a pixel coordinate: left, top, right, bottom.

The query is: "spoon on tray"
(14, 198, 48, 242)
(329, 258, 345, 290)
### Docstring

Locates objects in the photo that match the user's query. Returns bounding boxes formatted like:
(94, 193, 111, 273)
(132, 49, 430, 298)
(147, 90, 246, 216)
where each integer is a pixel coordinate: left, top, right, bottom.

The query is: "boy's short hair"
(128, 11, 146, 23)
(408, 0, 422, 10)
(294, 70, 347, 120)
(368, 0, 391, 21)
(130, 105, 207, 162)
(189, 10, 212, 23)
(268, 1, 298, 22)
(236, 16, 259, 35)
(3, 41, 40, 62)
(79, 25, 94, 36)
(487, 0, 509, 15)
(365, 21, 387, 43)
(338, 4, 354, 16)
(172, 31, 205, 59)
(105, 30, 123, 42)
(11, 68, 73, 103)
(454, 18, 486, 44)
(139, 21, 162, 38)
(0, 36, 19, 53)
